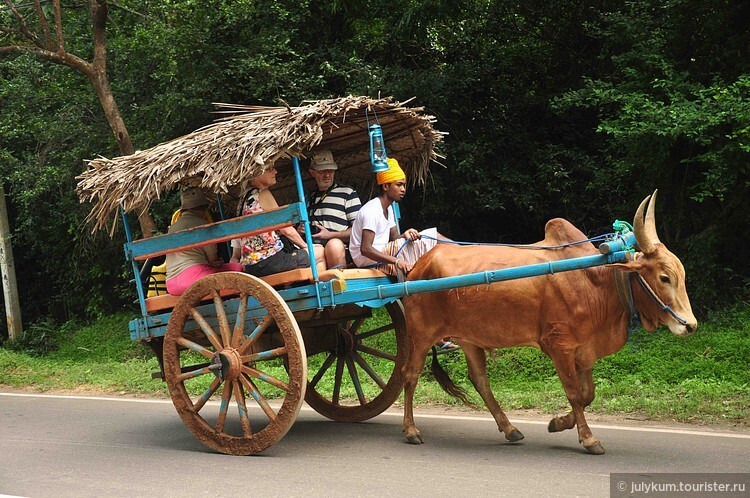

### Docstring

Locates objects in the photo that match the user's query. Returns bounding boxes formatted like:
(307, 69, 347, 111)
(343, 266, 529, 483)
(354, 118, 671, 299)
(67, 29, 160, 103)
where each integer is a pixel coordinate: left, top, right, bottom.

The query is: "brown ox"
(401, 191, 697, 454)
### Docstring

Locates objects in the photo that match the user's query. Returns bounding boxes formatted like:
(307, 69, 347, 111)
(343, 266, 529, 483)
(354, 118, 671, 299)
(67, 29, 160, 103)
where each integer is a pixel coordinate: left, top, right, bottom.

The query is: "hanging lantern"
(368, 124, 389, 173)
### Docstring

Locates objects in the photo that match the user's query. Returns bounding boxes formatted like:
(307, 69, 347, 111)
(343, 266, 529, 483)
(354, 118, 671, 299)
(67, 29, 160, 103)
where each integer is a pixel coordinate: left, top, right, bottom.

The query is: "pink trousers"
(165, 263, 244, 296)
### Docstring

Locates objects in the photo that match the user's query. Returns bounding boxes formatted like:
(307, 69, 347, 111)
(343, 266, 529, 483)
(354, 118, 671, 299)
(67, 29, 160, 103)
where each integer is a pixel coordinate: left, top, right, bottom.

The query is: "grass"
(1, 306, 748, 427)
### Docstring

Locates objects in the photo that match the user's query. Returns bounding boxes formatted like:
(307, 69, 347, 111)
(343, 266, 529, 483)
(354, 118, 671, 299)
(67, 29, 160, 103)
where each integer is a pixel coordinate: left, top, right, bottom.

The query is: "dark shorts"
(312, 237, 353, 265)
(243, 249, 310, 278)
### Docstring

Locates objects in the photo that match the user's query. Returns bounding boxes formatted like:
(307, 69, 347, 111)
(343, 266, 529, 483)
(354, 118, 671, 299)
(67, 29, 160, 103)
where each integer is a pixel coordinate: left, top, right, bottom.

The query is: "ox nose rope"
(633, 273, 689, 325)
(615, 271, 689, 345)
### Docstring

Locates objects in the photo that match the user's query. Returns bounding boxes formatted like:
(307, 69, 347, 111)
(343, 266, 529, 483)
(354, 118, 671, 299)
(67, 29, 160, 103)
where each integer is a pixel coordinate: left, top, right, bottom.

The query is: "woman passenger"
(165, 188, 244, 296)
(231, 166, 326, 277)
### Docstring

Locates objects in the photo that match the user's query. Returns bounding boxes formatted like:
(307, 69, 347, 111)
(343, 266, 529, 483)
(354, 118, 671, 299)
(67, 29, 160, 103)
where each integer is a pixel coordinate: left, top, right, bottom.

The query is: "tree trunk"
(2, 0, 158, 237)
(89, 70, 134, 155)
(88, 68, 157, 236)
(0, 184, 23, 340)
(88, 0, 157, 237)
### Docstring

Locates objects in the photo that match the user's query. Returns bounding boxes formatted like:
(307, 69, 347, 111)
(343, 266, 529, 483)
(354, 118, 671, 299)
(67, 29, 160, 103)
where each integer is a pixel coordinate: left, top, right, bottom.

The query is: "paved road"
(1, 392, 748, 497)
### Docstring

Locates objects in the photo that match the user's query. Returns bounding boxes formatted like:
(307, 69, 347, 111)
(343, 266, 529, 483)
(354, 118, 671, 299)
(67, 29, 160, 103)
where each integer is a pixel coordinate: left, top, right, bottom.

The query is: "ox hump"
(543, 218, 589, 246)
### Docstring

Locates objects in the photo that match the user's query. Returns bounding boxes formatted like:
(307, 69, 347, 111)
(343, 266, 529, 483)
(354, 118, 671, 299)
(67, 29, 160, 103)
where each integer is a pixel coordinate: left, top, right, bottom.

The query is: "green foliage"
(551, 0, 750, 309)
(3, 320, 70, 356)
(0, 313, 165, 395)
(52, 314, 151, 363)
(0, 54, 132, 323)
(2, 0, 749, 332)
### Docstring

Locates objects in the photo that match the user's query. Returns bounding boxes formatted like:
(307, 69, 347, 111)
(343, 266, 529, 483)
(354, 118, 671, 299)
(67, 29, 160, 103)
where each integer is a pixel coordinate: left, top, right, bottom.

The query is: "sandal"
(438, 340, 460, 352)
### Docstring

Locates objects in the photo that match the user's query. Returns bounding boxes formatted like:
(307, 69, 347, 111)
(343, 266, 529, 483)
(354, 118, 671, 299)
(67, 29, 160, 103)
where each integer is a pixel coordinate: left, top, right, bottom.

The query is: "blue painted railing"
(124, 203, 304, 262)
(129, 247, 634, 340)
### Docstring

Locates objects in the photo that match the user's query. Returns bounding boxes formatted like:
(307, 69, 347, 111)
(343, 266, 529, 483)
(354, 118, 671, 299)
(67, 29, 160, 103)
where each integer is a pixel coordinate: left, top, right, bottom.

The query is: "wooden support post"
(0, 184, 22, 340)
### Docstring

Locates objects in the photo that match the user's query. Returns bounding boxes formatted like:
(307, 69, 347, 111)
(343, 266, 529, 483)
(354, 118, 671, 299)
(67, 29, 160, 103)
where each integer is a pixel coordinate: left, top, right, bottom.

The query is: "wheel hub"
(335, 323, 355, 356)
(210, 348, 243, 381)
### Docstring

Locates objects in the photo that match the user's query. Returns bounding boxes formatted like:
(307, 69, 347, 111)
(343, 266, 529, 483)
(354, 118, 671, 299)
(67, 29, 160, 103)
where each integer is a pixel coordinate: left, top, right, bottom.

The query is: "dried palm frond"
(77, 95, 445, 234)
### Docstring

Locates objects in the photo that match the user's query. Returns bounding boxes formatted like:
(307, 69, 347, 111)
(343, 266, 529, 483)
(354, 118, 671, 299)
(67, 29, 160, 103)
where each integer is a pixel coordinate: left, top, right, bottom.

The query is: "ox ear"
(607, 261, 643, 273)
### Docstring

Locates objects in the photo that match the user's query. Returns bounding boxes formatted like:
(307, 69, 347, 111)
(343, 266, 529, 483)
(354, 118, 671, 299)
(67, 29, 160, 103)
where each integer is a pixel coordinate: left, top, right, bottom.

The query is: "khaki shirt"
(165, 211, 217, 280)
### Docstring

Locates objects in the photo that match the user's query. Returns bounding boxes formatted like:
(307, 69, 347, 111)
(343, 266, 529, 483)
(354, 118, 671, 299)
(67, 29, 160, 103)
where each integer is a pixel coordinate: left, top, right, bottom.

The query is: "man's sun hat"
(180, 187, 209, 210)
(376, 158, 406, 185)
(311, 149, 338, 171)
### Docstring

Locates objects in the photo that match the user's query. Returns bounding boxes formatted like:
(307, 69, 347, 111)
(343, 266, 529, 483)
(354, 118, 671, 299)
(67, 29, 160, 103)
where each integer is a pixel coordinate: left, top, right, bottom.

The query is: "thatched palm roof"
(77, 95, 445, 232)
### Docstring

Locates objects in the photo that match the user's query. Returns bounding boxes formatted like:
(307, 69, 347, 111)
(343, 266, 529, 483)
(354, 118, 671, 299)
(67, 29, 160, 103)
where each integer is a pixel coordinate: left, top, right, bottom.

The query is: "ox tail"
(430, 347, 477, 409)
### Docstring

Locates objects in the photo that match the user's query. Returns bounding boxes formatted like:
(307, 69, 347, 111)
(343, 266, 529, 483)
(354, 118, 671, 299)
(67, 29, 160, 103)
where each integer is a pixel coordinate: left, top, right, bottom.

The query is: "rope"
(418, 233, 613, 250)
(373, 232, 613, 270)
(634, 273, 689, 325)
(614, 271, 642, 335)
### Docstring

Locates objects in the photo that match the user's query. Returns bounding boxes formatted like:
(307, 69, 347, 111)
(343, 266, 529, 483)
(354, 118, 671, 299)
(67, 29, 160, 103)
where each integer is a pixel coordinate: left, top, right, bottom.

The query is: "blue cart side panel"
(125, 203, 304, 261)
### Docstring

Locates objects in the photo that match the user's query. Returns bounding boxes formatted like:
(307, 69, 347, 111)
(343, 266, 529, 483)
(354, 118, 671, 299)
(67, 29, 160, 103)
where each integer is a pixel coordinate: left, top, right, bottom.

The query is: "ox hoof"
(506, 429, 525, 443)
(404, 430, 424, 444)
(547, 419, 559, 433)
(582, 437, 605, 455)
(405, 434, 424, 444)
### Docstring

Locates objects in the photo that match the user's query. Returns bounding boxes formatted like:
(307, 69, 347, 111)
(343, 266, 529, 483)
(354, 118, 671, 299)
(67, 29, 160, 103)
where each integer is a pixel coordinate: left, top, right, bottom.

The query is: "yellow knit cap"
(376, 158, 406, 185)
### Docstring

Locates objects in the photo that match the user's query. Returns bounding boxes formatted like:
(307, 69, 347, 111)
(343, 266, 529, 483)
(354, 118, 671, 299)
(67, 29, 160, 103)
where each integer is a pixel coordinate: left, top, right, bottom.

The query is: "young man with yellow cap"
(349, 158, 447, 280)
(350, 158, 458, 351)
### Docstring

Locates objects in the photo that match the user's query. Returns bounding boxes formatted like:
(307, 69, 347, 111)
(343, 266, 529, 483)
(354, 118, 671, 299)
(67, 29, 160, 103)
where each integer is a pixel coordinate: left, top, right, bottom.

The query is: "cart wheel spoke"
(310, 353, 337, 389)
(356, 344, 396, 362)
(240, 346, 287, 363)
(355, 321, 394, 340)
(352, 350, 387, 390)
(212, 290, 232, 347)
(193, 377, 222, 413)
(242, 365, 290, 392)
(345, 356, 367, 405)
(189, 306, 223, 350)
(233, 380, 253, 437)
(216, 381, 233, 433)
(347, 318, 366, 335)
(238, 315, 275, 355)
(176, 337, 214, 359)
(240, 374, 277, 422)
(177, 365, 215, 382)
(231, 293, 248, 349)
(332, 355, 346, 405)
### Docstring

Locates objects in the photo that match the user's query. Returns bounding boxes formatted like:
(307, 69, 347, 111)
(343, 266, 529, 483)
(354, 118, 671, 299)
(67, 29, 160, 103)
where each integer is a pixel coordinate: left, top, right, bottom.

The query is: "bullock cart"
(78, 96, 639, 456)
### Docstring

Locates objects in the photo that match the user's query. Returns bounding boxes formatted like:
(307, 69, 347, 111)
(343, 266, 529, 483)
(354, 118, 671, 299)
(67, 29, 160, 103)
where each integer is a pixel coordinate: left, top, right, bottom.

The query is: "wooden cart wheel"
(163, 272, 306, 455)
(304, 301, 406, 422)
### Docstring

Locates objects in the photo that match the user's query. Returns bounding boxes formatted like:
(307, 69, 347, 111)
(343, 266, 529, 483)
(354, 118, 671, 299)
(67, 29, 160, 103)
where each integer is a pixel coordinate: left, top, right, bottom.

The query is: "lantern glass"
(368, 124, 389, 173)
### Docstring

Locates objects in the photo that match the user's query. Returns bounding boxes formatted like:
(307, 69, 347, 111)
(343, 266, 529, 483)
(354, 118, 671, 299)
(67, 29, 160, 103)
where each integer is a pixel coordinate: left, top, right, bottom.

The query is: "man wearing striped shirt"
(302, 149, 362, 268)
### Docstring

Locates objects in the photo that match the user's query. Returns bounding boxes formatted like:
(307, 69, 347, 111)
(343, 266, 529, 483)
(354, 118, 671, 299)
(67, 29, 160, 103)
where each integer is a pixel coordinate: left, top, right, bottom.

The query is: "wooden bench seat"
(143, 267, 389, 313)
(144, 287, 239, 313)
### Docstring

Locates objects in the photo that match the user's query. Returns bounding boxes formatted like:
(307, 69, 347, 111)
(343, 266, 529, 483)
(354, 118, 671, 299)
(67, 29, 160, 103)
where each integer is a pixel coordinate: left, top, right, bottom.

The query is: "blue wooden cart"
(77, 96, 636, 455)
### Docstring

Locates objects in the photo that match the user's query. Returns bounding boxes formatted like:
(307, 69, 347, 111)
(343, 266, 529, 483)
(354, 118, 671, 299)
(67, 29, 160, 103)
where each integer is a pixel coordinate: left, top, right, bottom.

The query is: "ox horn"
(633, 189, 661, 254)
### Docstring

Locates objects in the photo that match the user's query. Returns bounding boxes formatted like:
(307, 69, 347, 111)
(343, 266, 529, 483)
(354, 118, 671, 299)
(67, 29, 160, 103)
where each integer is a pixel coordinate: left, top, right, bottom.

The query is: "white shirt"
(349, 197, 396, 267)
